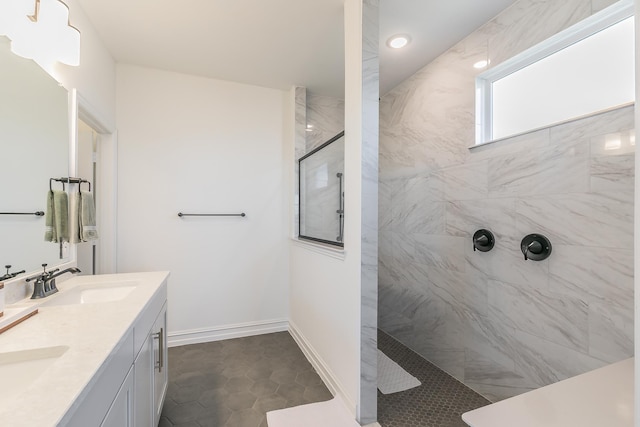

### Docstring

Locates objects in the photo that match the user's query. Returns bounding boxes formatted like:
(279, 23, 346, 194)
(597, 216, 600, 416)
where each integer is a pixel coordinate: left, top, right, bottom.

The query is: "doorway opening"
(76, 118, 99, 275)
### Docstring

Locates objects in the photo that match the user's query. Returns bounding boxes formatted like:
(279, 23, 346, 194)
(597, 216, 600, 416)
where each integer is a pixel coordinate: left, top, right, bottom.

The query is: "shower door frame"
(297, 130, 345, 247)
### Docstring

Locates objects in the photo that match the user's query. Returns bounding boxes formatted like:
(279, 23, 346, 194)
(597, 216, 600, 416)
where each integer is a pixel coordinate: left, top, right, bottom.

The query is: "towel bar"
(178, 212, 246, 217)
(0, 211, 44, 216)
(50, 177, 91, 192)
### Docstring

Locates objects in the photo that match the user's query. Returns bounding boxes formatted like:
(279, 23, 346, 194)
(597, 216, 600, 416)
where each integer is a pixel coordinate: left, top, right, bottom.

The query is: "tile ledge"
(290, 238, 346, 260)
(470, 102, 635, 150)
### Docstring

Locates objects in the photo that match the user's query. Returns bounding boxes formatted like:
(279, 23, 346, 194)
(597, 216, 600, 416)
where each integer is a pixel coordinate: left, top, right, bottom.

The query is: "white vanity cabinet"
(60, 277, 168, 427)
(101, 367, 135, 427)
(152, 305, 168, 423)
(134, 333, 153, 426)
(135, 302, 168, 426)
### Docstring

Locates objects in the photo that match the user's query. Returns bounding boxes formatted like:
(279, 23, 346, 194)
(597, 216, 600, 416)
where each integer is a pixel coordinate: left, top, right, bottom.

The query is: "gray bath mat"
(377, 349, 421, 394)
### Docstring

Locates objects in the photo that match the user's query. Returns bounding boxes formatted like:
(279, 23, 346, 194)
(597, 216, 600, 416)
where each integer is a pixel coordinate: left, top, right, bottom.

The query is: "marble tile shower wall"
(305, 93, 345, 152)
(378, 0, 633, 402)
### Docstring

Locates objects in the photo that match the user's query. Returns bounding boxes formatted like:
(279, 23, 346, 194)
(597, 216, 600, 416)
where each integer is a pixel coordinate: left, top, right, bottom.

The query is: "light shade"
(4, 0, 80, 67)
(0, 0, 34, 40)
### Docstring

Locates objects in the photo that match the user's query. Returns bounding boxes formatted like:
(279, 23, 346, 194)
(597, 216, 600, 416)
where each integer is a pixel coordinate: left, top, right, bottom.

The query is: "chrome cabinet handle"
(153, 328, 164, 372)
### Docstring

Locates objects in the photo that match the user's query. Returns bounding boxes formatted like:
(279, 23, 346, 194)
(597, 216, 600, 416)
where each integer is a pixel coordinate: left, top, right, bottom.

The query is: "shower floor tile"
(378, 329, 490, 427)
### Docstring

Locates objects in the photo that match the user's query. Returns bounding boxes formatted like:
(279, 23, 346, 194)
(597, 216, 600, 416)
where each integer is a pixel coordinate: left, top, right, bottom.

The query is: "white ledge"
(290, 238, 346, 260)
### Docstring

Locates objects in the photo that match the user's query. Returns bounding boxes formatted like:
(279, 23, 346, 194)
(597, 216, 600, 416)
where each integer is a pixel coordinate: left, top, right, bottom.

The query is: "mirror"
(0, 36, 70, 275)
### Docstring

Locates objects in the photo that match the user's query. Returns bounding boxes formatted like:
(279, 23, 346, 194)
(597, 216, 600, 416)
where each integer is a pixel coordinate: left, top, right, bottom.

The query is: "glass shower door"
(299, 132, 345, 247)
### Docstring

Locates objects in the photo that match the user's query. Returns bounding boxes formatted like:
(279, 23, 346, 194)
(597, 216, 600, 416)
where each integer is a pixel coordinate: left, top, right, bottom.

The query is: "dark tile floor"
(377, 329, 490, 427)
(161, 329, 489, 427)
(160, 332, 332, 427)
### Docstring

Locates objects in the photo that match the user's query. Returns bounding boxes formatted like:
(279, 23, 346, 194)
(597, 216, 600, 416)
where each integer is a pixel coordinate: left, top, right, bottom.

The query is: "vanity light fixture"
(0, 0, 33, 40)
(3, 0, 80, 67)
(387, 34, 410, 49)
(473, 59, 490, 69)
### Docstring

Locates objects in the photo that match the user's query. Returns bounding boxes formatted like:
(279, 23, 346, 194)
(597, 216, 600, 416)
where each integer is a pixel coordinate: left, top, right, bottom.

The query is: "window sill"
(469, 102, 635, 150)
(290, 238, 346, 260)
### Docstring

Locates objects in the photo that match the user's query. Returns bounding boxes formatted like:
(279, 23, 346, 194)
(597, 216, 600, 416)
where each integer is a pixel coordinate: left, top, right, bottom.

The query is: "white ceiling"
(75, 0, 517, 98)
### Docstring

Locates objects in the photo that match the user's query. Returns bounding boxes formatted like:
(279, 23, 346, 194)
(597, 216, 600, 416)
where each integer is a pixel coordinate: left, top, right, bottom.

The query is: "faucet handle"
(26, 264, 50, 282)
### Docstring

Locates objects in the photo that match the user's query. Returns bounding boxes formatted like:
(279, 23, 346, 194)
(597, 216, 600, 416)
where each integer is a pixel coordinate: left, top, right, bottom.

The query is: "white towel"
(79, 191, 98, 242)
(267, 397, 360, 427)
(377, 349, 421, 394)
(69, 191, 80, 244)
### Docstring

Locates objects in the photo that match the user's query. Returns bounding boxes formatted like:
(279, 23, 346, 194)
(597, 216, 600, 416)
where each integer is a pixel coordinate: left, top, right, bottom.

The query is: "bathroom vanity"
(0, 271, 169, 426)
(462, 358, 633, 427)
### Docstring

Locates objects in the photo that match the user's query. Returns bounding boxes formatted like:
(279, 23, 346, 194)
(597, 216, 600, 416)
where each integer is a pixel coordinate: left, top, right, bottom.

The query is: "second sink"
(40, 281, 138, 307)
(0, 346, 69, 400)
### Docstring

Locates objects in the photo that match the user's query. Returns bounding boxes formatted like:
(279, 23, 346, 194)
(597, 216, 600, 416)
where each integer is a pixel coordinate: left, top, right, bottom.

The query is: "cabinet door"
(152, 304, 168, 424)
(101, 367, 134, 427)
(134, 332, 153, 426)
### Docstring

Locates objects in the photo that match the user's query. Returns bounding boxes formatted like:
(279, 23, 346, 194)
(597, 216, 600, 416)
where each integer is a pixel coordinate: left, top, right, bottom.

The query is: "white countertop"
(462, 358, 633, 427)
(0, 271, 169, 427)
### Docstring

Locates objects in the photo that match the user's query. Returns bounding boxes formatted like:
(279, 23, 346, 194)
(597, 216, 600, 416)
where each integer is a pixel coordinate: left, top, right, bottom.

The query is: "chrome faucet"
(25, 264, 81, 299)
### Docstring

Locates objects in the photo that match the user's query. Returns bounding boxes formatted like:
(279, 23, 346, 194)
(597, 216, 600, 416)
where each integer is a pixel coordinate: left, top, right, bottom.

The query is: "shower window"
(475, 1, 634, 144)
(298, 131, 345, 247)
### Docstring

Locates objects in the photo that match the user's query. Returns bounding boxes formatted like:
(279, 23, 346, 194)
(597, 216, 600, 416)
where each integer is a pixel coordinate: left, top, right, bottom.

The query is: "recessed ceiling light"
(387, 35, 410, 49)
(473, 60, 490, 69)
(305, 124, 313, 132)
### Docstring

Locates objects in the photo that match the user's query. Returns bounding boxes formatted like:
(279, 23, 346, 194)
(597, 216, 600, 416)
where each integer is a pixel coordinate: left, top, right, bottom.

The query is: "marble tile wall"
(378, 0, 634, 402)
(359, 0, 380, 422)
(293, 87, 307, 237)
(306, 93, 346, 152)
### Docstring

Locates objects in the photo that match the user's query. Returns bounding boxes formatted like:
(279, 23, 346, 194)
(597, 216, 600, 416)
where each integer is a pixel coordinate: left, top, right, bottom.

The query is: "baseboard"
(167, 318, 289, 347)
(288, 321, 357, 416)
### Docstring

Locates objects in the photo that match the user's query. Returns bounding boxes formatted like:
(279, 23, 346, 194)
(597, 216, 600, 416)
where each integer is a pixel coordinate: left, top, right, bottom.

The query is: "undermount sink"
(0, 346, 69, 400)
(39, 282, 138, 307)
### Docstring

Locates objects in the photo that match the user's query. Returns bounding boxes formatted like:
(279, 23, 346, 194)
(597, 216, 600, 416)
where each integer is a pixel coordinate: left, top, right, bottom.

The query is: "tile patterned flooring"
(160, 332, 332, 427)
(377, 329, 490, 427)
(161, 330, 490, 427)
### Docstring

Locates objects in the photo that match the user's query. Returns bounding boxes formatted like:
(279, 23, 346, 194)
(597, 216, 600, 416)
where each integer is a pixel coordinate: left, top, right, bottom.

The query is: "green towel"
(54, 190, 69, 242)
(79, 192, 98, 242)
(44, 190, 56, 242)
(44, 190, 69, 243)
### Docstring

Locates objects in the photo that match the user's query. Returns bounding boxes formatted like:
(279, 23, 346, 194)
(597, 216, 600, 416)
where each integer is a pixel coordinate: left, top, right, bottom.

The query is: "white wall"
(289, 0, 379, 420)
(54, 0, 116, 129)
(116, 64, 289, 344)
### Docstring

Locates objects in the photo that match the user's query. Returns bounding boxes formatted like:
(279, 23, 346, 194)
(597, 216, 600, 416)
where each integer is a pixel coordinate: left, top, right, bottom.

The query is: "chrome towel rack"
(50, 177, 91, 193)
(0, 211, 44, 216)
(178, 212, 246, 218)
